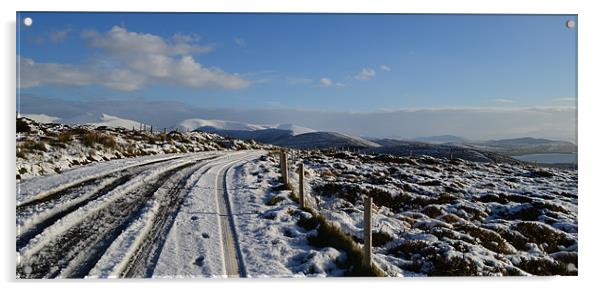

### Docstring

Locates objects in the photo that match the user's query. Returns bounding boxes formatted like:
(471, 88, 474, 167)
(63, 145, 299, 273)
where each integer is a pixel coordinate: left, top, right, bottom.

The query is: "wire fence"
(277, 148, 381, 272)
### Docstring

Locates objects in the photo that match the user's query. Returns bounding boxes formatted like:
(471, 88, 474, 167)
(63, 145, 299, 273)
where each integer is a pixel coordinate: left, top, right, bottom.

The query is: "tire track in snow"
(216, 156, 255, 278)
(16, 154, 221, 278)
(16, 156, 208, 250)
(119, 162, 212, 278)
(149, 152, 261, 278)
(17, 156, 184, 210)
(17, 154, 195, 207)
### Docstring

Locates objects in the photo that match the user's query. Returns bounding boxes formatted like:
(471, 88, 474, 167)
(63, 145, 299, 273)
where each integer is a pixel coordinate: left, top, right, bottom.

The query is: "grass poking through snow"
(297, 207, 386, 277)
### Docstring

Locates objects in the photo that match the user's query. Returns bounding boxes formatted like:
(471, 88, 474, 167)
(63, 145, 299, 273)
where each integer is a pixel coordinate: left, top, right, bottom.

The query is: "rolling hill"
(469, 137, 577, 156)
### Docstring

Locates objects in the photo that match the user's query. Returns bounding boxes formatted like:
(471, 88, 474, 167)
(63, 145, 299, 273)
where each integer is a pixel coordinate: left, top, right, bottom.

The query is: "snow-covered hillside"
(198, 150, 577, 276)
(179, 119, 266, 132)
(60, 113, 149, 130)
(21, 112, 149, 130)
(294, 151, 578, 276)
(16, 117, 271, 180)
(15, 115, 578, 277)
(15, 120, 578, 277)
(20, 113, 61, 124)
(270, 123, 316, 135)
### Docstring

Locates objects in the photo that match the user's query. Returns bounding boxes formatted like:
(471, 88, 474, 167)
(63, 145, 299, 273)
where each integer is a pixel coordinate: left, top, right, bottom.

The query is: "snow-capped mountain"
(20, 112, 148, 130)
(181, 118, 378, 150)
(58, 113, 148, 129)
(177, 118, 316, 136)
(269, 123, 316, 135)
(20, 113, 61, 124)
(178, 119, 266, 132)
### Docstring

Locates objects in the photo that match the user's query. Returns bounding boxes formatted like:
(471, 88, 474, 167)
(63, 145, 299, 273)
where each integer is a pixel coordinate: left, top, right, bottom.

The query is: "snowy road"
(16, 150, 264, 278)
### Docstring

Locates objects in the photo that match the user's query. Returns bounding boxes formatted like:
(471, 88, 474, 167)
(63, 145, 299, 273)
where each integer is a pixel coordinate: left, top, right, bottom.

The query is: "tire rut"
(16, 156, 216, 251)
(120, 163, 213, 278)
(216, 159, 249, 278)
(17, 156, 184, 210)
(16, 158, 207, 279)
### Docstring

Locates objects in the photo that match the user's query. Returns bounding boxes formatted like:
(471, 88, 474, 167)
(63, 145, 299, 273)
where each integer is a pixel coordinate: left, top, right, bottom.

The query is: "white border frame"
(2, 1, 600, 291)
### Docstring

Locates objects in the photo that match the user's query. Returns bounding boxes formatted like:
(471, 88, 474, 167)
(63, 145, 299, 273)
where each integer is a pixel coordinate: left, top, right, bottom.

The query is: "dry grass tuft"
(297, 207, 386, 277)
(82, 132, 117, 149)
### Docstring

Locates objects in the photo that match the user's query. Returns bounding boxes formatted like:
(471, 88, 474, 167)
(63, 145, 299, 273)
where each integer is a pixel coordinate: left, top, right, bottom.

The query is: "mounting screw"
(23, 17, 33, 26)
(566, 20, 575, 29)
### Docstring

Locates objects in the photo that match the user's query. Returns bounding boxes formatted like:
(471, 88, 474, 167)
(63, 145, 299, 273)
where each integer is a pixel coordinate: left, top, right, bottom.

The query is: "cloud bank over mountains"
(19, 95, 576, 143)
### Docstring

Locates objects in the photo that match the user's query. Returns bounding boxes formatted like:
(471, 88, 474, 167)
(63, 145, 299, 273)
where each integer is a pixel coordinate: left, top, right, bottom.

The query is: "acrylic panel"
(16, 12, 577, 278)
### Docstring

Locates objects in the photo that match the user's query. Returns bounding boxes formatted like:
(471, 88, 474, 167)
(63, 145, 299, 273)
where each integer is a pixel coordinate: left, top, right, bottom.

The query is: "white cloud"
(320, 78, 333, 86)
(19, 57, 96, 88)
(82, 26, 214, 56)
(172, 32, 202, 43)
(102, 68, 146, 91)
(355, 68, 376, 80)
(233, 37, 246, 48)
(494, 98, 515, 104)
(18, 57, 146, 91)
(171, 56, 250, 89)
(380, 65, 391, 71)
(20, 26, 249, 91)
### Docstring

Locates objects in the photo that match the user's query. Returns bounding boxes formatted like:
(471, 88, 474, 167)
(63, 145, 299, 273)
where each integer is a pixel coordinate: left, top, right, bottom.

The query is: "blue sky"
(17, 13, 576, 111)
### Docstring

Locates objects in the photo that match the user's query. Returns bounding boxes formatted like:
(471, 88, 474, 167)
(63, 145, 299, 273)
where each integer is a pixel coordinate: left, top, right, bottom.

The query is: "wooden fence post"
(279, 150, 283, 176)
(280, 150, 289, 185)
(298, 163, 305, 208)
(363, 196, 373, 269)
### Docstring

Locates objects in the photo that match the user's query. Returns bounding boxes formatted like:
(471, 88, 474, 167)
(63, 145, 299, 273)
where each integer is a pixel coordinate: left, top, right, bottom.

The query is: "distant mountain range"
(380, 135, 577, 156)
(412, 135, 469, 144)
(183, 119, 575, 163)
(20, 113, 576, 164)
(468, 137, 577, 156)
(273, 131, 381, 149)
(364, 139, 518, 164)
(177, 118, 316, 136)
(183, 118, 379, 150)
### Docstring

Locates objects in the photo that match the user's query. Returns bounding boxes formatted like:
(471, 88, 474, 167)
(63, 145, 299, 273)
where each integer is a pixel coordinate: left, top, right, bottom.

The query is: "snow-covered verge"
(294, 151, 578, 276)
(227, 153, 350, 277)
(16, 117, 273, 180)
(191, 149, 575, 277)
